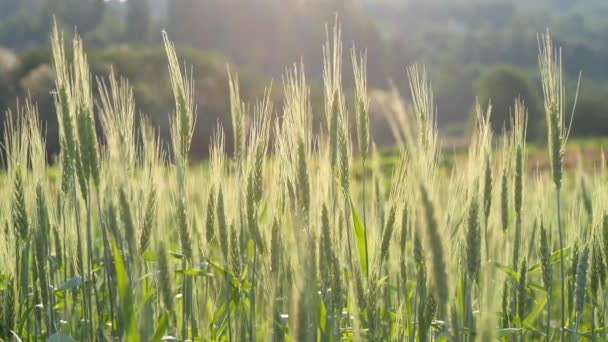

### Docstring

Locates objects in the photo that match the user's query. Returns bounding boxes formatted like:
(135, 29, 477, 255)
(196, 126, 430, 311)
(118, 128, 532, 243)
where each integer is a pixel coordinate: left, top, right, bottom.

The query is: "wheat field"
(0, 23, 607, 342)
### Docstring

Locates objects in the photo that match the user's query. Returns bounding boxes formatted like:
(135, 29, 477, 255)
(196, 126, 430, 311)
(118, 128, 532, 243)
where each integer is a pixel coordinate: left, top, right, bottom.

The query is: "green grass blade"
(349, 197, 368, 277)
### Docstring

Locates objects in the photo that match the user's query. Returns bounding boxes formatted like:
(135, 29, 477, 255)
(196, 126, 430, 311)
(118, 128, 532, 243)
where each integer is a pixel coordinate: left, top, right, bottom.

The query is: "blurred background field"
(1, 0, 608, 161)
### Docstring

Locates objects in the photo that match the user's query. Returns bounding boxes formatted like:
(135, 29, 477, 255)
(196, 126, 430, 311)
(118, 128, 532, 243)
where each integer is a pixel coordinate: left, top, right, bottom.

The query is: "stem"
(72, 186, 91, 341)
(546, 292, 551, 342)
(557, 190, 565, 342)
(572, 314, 579, 342)
(469, 280, 476, 342)
(181, 258, 188, 339)
(344, 196, 354, 275)
(362, 158, 369, 281)
(85, 189, 103, 338)
(591, 303, 596, 342)
(411, 274, 419, 342)
(95, 191, 116, 336)
(484, 220, 489, 262)
(513, 214, 521, 269)
(225, 256, 233, 342)
(250, 241, 258, 342)
(203, 257, 210, 337)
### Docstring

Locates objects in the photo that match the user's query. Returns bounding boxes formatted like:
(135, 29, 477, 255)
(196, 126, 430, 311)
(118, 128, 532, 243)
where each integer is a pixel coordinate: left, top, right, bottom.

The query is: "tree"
(476, 65, 542, 139)
(0, 0, 20, 21)
(568, 93, 608, 137)
(126, 0, 150, 43)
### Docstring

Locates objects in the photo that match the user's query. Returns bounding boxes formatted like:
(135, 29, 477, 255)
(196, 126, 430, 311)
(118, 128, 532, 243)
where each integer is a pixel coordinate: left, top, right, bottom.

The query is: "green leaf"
(175, 268, 213, 277)
(143, 250, 157, 261)
(491, 262, 519, 282)
(10, 330, 23, 342)
(151, 313, 169, 342)
(349, 197, 368, 277)
(111, 237, 139, 341)
(524, 295, 547, 326)
(209, 260, 239, 288)
(318, 293, 327, 332)
(528, 247, 571, 273)
(168, 251, 185, 259)
(523, 321, 541, 334)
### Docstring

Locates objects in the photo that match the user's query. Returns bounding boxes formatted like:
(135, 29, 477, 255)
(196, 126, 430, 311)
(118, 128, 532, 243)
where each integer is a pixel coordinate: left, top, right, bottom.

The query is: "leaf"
(349, 197, 368, 277)
(524, 295, 547, 326)
(151, 313, 169, 342)
(523, 321, 541, 334)
(9, 330, 23, 342)
(111, 237, 139, 341)
(143, 250, 157, 261)
(528, 247, 571, 273)
(175, 268, 213, 277)
(491, 262, 519, 282)
(48, 333, 77, 342)
(168, 251, 185, 259)
(209, 260, 238, 288)
(318, 293, 327, 332)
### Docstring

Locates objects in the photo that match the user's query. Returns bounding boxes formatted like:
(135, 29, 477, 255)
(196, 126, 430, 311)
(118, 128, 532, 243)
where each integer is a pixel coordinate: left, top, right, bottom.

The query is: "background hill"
(1, 0, 607, 159)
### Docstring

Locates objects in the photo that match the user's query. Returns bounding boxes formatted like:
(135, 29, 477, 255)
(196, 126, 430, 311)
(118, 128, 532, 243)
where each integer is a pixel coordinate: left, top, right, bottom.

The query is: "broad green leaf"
(143, 250, 157, 261)
(151, 313, 169, 342)
(168, 251, 185, 259)
(111, 237, 139, 341)
(175, 268, 212, 277)
(491, 262, 519, 282)
(318, 293, 327, 332)
(10, 330, 23, 342)
(528, 247, 571, 273)
(349, 197, 368, 277)
(524, 295, 547, 326)
(523, 321, 541, 334)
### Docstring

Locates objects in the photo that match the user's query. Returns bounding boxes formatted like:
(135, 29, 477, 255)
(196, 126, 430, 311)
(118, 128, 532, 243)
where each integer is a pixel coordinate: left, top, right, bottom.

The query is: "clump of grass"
(539, 32, 578, 341)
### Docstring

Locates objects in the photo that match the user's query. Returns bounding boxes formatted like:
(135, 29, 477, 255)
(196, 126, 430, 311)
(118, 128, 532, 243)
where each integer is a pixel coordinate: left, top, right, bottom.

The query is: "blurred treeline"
(1, 0, 608, 160)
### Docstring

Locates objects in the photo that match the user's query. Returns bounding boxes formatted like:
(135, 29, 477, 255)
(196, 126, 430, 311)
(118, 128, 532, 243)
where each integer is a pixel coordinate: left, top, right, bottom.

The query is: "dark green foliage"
(126, 0, 150, 43)
(477, 66, 541, 139)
